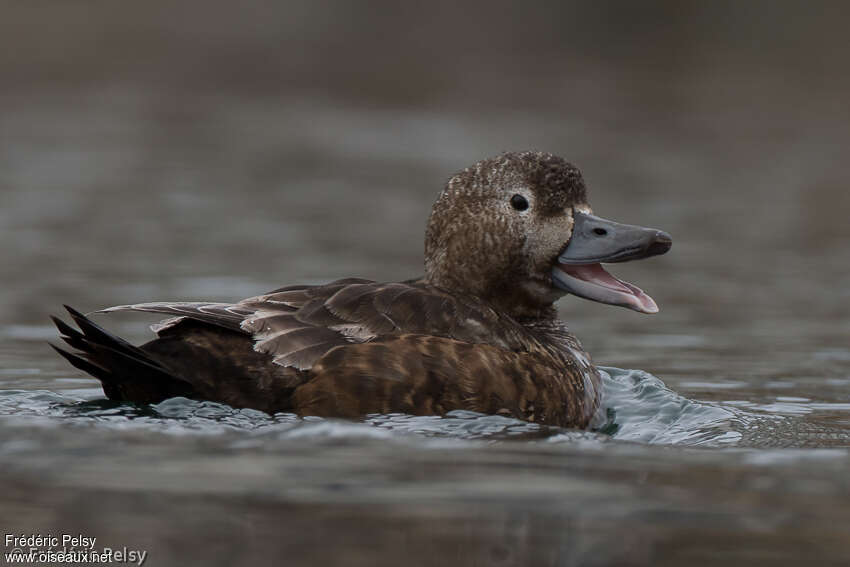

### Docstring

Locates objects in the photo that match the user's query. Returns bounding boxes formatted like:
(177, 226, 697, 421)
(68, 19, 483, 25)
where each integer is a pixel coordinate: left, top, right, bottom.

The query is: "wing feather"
(98, 302, 253, 332)
(97, 279, 534, 372)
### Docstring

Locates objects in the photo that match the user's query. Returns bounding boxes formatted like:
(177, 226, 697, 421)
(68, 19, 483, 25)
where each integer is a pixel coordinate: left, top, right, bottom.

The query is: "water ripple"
(595, 367, 754, 446)
(0, 367, 771, 447)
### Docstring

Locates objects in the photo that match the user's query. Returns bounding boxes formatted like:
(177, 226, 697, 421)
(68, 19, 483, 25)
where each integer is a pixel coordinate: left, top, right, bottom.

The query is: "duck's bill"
(552, 212, 672, 314)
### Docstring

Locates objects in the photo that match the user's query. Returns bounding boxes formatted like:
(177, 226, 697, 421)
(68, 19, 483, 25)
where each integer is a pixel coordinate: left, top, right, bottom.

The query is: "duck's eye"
(510, 194, 529, 211)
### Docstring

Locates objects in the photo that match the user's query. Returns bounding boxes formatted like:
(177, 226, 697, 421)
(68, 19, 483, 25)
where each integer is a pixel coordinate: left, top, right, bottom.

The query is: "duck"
(51, 151, 671, 428)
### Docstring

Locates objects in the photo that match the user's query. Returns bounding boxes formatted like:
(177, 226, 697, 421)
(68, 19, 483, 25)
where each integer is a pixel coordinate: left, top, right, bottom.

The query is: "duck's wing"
(98, 302, 254, 333)
(99, 278, 532, 372)
(97, 279, 364, 371)
(239, 279, 531, 359)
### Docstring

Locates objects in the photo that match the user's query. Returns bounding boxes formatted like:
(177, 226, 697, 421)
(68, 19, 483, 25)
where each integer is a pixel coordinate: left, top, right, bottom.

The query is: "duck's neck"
(513, 303, 559, 326)
(424, 271, 560, 323)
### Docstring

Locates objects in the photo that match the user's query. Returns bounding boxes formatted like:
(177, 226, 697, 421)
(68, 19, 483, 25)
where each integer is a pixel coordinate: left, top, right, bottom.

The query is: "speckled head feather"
(425, 151, 590, 321)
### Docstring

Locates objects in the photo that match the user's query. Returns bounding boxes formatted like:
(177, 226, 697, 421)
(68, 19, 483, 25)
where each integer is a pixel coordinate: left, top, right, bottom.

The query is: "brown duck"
(52, 152, 671, 428)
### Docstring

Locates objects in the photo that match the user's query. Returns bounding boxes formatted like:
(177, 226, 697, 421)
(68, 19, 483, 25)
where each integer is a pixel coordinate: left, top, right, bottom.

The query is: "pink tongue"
(560, 264, 633, 293)
(558, 263, 658, 313)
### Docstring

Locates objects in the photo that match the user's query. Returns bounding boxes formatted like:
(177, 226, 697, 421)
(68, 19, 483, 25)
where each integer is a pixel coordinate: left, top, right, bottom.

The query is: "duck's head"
(424, 151, 672, 320)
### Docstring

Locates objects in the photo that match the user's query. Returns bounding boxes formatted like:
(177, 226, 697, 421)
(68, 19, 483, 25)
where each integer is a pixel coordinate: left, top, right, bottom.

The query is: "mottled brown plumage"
(52, 151, 671, 429)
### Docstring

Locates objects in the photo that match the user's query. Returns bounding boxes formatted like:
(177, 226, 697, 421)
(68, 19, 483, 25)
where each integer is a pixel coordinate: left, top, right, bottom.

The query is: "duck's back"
(53, 278, 601, 427)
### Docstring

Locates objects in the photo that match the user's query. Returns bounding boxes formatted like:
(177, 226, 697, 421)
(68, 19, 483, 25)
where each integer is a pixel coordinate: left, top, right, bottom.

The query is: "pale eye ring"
(510, 194, 529, 211)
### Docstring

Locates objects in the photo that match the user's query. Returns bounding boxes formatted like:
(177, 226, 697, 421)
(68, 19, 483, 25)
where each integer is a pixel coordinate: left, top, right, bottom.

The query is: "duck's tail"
(50, 305, 196, 403)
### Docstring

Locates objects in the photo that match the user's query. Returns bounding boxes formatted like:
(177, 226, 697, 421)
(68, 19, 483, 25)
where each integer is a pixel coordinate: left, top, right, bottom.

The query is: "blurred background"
(2, 1, 850, 565)
(2, 1, 849, 365)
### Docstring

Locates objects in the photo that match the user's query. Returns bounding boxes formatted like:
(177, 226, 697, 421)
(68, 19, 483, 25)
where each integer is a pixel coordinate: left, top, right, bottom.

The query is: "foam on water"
(592, 367, 754, 446)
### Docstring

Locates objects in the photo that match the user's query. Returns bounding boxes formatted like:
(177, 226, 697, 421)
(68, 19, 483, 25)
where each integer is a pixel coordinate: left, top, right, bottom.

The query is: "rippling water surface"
(3, 3, 850, 565)
(0, 367, 762, 445)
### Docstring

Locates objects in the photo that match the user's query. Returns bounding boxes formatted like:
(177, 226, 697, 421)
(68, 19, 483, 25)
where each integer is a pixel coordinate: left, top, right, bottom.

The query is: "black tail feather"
(63, 305, 149, 359)
(50, 343, 107, 376)
(51, 315, 90, 352)
(61, 306, 176, 377)
(49, 343, 125, 399)
(51, 315, 81, 341)
(51, 307, 196, 404)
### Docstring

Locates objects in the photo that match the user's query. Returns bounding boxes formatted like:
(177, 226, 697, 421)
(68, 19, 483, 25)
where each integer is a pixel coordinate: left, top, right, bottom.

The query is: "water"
(0, 367, 754, 444)
(2, 366, 850, 567)
(2, 2, 850, 565)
